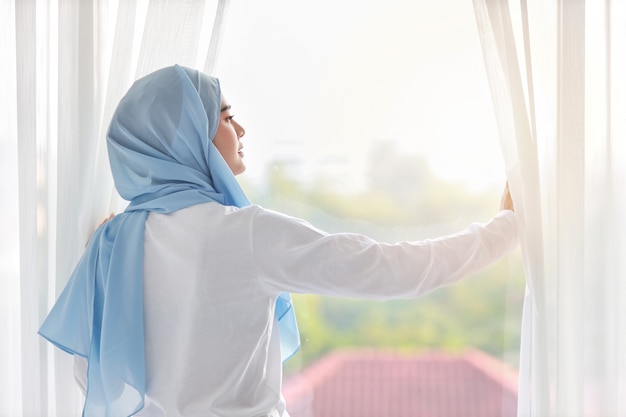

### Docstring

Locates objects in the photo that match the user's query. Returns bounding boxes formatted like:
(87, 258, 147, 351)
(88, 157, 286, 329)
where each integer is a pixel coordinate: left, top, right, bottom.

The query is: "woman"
(39, 65, 517, 417)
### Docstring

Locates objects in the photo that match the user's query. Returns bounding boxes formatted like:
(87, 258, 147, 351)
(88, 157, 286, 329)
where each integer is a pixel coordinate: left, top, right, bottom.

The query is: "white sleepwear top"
(75, 202, 518, 417)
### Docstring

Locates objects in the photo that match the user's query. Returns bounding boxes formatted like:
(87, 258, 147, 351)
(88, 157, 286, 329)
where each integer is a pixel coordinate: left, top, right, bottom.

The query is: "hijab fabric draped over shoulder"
(38, 65, 299, 417)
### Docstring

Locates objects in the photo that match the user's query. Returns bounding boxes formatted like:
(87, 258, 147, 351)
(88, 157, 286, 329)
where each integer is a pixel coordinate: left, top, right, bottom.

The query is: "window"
(216, 1, 524, 413)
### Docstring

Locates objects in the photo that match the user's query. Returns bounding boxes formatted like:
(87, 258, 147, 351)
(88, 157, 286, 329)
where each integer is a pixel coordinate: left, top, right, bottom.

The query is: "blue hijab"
(38, 65, 300, 417)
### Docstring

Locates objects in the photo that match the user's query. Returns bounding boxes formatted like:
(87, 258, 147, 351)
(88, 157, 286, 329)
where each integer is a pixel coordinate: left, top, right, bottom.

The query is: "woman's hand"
(99, 213, 115, 227)
(85, 213, 115, 247)
(500, 182, 514, 212)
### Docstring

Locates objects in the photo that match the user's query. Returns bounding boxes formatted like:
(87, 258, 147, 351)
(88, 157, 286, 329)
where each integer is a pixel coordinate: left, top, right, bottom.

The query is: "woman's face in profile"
(213, 95, 247, 175)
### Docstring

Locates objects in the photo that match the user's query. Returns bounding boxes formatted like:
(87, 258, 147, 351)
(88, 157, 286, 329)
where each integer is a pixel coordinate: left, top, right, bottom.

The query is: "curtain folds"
(473, 1, 626, 416)
(1, 1, 229, 415)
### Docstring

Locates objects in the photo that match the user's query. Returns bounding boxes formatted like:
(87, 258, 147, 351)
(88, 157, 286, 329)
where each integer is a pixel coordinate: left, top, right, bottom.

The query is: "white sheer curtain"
(0, 1, 230, 415)
(473, 1, 626, 416)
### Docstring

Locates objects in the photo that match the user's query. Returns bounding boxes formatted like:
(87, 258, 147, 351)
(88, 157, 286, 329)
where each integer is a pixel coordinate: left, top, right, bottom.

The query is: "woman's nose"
(235, 120, 245, 138)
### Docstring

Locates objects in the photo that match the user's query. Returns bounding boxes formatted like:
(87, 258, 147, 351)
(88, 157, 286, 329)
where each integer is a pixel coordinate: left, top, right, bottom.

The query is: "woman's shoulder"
(151, 202, 321, 234)
(165, 201, 261, 217)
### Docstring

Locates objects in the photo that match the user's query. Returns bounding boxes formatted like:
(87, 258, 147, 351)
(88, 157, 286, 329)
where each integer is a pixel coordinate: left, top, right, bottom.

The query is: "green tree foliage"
(243, 141, 524, 372)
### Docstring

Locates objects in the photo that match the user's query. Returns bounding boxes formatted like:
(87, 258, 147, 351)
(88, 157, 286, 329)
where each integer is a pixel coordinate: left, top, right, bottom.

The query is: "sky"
(214, 0, 505, 193)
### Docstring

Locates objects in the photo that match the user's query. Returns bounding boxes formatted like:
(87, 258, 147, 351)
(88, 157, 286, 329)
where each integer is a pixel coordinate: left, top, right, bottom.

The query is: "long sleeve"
(252, 208, 518, 300)
(131, 202, 517, 417)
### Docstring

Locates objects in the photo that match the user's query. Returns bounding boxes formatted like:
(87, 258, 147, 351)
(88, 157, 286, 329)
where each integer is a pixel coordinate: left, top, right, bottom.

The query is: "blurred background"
(213, 0, 524, 375)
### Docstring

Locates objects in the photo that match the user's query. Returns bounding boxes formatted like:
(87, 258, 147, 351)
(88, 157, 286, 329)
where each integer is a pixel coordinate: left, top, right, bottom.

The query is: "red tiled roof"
(283, 349, 518, 417)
